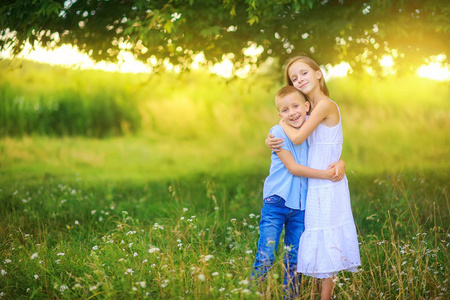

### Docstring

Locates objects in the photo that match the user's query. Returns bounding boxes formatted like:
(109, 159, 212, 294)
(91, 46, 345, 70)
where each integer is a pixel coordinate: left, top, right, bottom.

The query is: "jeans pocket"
(263, 195, 283, 205)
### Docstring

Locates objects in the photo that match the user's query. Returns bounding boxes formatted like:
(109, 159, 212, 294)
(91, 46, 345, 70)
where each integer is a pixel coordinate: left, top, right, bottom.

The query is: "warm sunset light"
(2, 44, 449, 82)
(2, 43, 151, 73)
(323, 62, 352, 80)
(379, 55, 394, 68)
(417, 55, 450, 81)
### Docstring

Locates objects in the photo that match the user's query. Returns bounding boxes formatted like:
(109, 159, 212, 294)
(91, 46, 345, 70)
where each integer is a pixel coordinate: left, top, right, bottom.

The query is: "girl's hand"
(329, 159, 345, 182)
(265, 133, 284, 152)
(279, 119, 289, 130)
(324, 167, 336, 180)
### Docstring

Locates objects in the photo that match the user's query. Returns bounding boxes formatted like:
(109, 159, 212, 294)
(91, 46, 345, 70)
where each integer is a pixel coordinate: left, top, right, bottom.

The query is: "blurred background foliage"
(0, 58, 448, 183)
(1, 0, 449, 74)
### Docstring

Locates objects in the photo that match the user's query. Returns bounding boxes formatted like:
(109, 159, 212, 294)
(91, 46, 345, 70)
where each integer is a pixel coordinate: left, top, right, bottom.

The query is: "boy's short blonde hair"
(275, 86, 307, 109)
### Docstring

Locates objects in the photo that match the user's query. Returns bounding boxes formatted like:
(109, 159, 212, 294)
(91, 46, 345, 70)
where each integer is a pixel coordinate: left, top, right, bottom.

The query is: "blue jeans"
(251, 195, 305, 295)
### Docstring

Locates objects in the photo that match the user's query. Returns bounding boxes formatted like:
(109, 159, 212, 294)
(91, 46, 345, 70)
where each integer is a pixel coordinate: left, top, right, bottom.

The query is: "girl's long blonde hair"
(284, 56, 329, 97)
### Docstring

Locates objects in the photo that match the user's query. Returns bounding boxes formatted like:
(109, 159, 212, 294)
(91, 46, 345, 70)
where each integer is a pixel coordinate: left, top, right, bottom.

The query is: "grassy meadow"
(0, 59, 449, 299)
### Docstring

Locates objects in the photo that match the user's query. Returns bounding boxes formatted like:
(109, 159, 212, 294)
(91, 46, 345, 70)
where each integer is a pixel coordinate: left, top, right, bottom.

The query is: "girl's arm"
(265, 133, 283, 152)
(280, 100, 335, 145)
(329, 159, 346, 181)
(277, 149, 335, 179)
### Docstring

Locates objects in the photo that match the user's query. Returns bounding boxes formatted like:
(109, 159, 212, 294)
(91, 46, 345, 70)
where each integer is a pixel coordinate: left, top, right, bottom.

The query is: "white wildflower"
(201, 254, 214, 262)
(239, 279, 249, 285)
(31, 252, 38, 260)
(149, 247, 160, 253)
(57, 253, 65, 256)
(283, 245, 293, 251)
(198, 274, 206, 281)
(161, 279, 169, 288)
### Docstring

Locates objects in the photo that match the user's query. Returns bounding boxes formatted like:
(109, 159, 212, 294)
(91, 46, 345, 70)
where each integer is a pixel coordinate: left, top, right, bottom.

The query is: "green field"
(0, 60, 449, 299)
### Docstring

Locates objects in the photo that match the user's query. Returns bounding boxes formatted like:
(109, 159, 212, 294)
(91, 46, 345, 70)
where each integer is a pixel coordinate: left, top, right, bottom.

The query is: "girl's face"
(288, 60, 322, 95)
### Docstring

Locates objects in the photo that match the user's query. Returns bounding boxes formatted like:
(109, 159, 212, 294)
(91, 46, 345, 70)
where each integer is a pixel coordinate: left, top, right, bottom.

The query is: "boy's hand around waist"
(266, 133, 284, 152)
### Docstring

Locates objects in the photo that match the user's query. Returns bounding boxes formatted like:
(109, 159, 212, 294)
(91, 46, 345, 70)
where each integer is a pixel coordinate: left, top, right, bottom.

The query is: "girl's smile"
(288, 61, 321, 95)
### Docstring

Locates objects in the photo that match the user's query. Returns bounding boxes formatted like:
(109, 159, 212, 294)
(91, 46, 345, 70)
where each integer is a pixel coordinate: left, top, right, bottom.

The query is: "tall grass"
(0, 173, 448, 299)
(0, 60, 141, 137)
(1, 59, 449, 298)
(1, 59, 449, 176)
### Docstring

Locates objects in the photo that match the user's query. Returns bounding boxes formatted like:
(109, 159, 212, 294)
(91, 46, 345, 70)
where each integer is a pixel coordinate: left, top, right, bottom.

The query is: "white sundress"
(297, 101, 361, 278)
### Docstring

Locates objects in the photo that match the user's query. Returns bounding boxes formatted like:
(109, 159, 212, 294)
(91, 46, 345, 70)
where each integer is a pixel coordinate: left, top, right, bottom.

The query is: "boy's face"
(276, 93, 310, 128)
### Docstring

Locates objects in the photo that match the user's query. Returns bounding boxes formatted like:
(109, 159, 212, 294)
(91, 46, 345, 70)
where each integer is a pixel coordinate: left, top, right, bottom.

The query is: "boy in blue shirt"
(251, 86, 344, 296)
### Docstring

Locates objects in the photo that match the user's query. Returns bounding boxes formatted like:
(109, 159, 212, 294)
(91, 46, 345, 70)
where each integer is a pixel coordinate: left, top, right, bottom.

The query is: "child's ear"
(316, 69, 322, 79)
(305, 100, 311, 112)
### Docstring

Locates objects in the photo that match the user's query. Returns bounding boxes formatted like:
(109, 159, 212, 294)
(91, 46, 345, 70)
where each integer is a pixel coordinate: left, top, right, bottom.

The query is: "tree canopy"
(1, 0, 448, 73)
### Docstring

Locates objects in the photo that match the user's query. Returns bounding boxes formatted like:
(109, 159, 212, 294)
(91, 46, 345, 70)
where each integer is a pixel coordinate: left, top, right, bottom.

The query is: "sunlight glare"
(379, 55, 394, 68)
(323, 62, 351, 80)
(5, 43, 151, 74)
(19, 44, 94, 67)
(417, 55, 449, 81)
(210, 59, 234, 78)
(243, 44, 264, 57)
(379, 55, 396, 76)
(191, 52, 206, 69)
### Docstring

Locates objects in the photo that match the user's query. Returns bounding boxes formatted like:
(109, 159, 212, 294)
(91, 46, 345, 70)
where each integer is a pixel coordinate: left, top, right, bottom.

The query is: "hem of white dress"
(303, 221, 356, 231)
(301, 266, 360, 279)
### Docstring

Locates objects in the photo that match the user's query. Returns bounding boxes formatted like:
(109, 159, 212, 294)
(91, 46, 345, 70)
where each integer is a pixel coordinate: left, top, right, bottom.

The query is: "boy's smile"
(276, 93, 310, 129)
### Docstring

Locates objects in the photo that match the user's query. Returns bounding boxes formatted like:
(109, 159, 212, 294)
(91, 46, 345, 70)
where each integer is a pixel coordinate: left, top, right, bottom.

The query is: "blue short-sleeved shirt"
(263, 125, 308, 210)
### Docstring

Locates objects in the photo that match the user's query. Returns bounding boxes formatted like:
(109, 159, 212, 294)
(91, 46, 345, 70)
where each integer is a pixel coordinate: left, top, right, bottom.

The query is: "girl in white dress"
(266, 56, 361, 299)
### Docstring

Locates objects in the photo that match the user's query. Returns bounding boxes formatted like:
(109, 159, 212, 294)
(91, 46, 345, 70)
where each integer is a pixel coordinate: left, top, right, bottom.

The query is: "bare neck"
(307, 90, 328, 110)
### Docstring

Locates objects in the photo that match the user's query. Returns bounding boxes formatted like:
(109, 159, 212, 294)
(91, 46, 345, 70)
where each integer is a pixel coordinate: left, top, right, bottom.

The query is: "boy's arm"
(277, 149, 335, 179)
